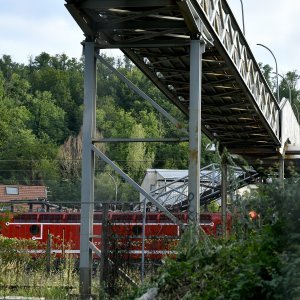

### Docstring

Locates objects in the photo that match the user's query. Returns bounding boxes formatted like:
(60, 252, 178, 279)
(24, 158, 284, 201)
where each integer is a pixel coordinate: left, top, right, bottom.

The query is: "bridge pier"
(279, 156, 285, 181)
(64, 1, 300, 298)
(188, 38, 206, 224)
(79, 40, 97, 299)
(221, 161, 228, 239)
(79, 40, 188, 298)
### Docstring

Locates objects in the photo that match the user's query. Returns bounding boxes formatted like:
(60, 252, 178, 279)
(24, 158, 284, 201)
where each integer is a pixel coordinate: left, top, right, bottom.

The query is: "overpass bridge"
(65, 0, 300, 296)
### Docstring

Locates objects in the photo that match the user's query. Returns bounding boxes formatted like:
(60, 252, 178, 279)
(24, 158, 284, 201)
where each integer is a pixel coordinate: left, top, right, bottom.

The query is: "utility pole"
(100, 203, 110, 292)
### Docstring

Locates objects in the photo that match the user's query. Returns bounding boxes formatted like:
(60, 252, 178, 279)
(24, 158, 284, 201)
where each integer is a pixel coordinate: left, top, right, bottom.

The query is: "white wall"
(280, 98, 300, 153)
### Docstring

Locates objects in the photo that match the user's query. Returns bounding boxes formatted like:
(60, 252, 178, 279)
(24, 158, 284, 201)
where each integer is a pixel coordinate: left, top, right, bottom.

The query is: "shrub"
(122, 178, 300, 299)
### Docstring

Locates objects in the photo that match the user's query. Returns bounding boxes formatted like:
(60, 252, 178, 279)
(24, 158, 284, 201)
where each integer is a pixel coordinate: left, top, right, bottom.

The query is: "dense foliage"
(0, 236, 79, 298)
(122, 179, 300, 299)
(0, 53, 299, 205)
(1, 52, 300, 298)
(0, 53, 216, 204)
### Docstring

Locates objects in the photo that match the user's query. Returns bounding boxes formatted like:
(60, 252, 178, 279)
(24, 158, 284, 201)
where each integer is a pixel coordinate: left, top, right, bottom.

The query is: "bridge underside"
(65, 0, 287, 297)
(66, 0, 281, 159)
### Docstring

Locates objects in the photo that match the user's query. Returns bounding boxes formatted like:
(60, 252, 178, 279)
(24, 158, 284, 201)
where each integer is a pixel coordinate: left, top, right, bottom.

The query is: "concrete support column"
(188, 38, 205, 224)
(279, 156, 284, 181)
(80, 41, 97, 299)
(221, 161, 228, 239)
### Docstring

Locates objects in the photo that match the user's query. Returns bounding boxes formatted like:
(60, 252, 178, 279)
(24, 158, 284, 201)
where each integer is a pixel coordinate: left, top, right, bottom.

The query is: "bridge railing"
(140, 164, 257, 209)
(193, 0, 280, 141)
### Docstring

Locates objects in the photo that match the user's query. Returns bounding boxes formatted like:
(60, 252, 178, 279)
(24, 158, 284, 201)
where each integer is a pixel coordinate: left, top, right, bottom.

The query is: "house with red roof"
(0, 184, 47, 212)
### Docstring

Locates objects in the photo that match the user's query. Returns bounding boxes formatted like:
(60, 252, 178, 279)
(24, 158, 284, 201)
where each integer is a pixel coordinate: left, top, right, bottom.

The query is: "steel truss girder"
(193, 0, 280, 143)
(202, 102, 249, 110)
(66, 0, 300, 297)
(66, 0, 282, 152)
(151, 163, 259, 209)
(79, 0, 177, 9)
(96, 20, 187, 30)
(79, 41, 189, 298)
(121, 48, 189, 114)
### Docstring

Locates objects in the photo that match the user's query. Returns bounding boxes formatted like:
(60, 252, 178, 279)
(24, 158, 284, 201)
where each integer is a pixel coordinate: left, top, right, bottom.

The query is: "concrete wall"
(280, 98, 300, 152)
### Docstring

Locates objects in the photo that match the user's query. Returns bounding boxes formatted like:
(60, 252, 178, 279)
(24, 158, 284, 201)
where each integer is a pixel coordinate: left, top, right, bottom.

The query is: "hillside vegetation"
(0, 53, 216, 204)
(1, 53, 300, 299)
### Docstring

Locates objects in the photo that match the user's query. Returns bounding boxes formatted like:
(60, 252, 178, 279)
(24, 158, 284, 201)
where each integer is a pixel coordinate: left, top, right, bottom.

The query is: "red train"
(0, 211, 231, 260)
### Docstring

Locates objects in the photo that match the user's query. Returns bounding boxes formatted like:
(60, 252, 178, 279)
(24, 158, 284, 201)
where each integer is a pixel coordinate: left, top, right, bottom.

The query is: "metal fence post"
(188, 38, 205, 224)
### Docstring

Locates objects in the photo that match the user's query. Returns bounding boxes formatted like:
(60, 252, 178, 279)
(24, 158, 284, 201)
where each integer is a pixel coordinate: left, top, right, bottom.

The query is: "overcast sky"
(0, 0, 299, 77)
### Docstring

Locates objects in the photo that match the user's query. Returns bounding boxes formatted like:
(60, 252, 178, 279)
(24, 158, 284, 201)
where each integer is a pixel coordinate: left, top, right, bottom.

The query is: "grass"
(0, 259, 79, 299)
(0, 235, 82, 299)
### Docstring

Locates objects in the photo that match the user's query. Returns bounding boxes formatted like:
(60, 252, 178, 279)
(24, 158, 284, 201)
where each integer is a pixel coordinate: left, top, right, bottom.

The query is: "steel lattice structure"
(65, 0, 300, 297)
(141, 163, 258, 209)
(66, 0, 282, 153)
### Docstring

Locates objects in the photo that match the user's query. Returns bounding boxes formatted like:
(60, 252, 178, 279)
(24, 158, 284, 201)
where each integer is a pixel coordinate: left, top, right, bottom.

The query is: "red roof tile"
(0, 185, 47, 201)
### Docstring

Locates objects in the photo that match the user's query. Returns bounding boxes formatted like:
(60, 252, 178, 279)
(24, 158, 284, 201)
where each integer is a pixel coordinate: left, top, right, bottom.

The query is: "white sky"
(229, 0, 300, 75)
(0, 0, 299, 76)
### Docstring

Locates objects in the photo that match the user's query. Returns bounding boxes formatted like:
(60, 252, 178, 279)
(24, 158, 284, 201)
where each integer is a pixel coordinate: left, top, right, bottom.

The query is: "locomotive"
(0, 209, 231, 260)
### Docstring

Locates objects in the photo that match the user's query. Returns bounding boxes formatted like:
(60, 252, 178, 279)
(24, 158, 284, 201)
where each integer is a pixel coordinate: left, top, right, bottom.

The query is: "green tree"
(0, 55, 21, 79)
(30, 53, 83, 135)
(32, 52, 51, 69)
(58, 133, 82, 181)
(28, 91, 66, 143)
(126, 124, 155, 180)
(0, 128, 58, 184)
(123, 179, 300, 300)
(0, 71, 59, 184)
(4, 73, 31, 105)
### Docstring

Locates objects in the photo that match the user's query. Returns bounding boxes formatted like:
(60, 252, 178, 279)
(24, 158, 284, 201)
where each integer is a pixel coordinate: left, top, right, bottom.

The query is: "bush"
(122, 178, 300, 299)
(0, 236, 79, 299)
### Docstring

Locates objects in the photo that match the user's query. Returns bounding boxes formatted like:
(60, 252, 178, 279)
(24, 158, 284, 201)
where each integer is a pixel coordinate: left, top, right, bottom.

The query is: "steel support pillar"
(79, 41, 97, 299)
(188, 38, 205, 224)
(279, 156, 284, 181)
(100, 203, 110, 291)
(221, 161, 228, 239)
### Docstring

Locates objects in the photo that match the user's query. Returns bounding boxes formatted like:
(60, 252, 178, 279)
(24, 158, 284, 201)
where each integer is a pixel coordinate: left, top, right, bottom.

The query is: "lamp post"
(257, 43, 279, 102)
(107, 173, 118, 202)
(240, 0, 245, 35)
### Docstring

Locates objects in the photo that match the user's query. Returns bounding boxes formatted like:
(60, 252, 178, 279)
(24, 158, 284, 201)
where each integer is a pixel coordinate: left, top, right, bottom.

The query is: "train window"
(132, 225, 142, 235)
(146, 213, 158, 222)
(134, 213, 143, 222)
(200, 214, 212, 224)
(159, 213, 186, 223)
(39, 214, 62, 223)
(65, 214, 81, 223)
(93, 213, 102, 223)
(30, 225, 40, 235)
(14, 214, 39, 223)
(175, 212, 188, 223)
(158, 214, 171, 223)
(132, 213, 157, 223)
(111, 213, 134, 223)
